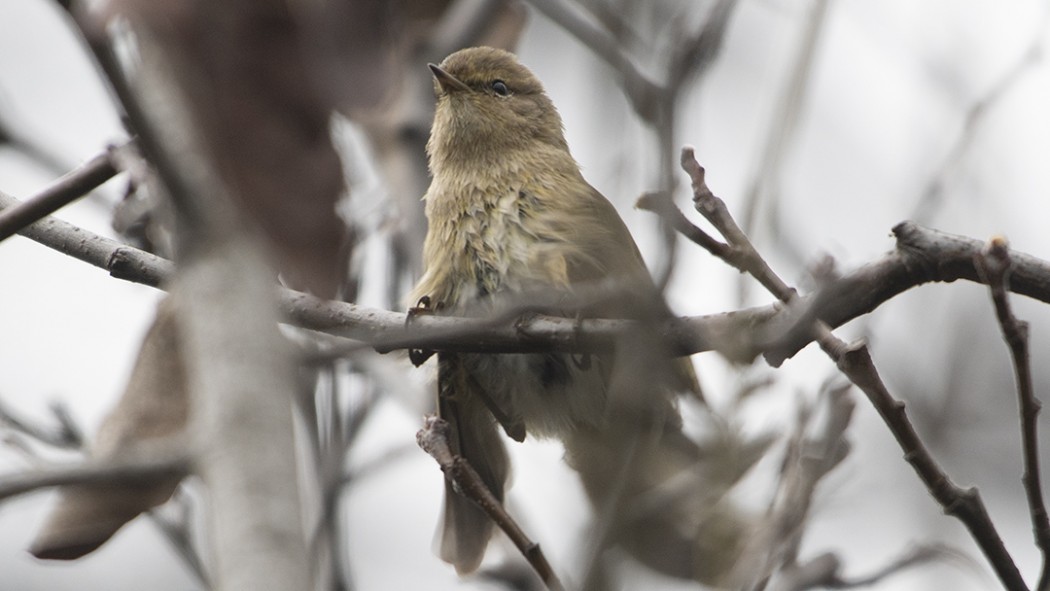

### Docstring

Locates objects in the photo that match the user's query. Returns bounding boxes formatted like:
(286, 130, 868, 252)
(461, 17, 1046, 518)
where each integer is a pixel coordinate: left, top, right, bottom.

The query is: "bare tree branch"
(977, 237, 1050, 591)
(0, 143, 124, 243)
(0, 186, 766, 359)
(641, 175, 1050, 366)
(417, 415, 565, 591)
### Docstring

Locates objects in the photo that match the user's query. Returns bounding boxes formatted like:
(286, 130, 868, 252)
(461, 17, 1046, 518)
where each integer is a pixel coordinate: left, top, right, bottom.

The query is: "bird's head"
(427, 47, 569, 167)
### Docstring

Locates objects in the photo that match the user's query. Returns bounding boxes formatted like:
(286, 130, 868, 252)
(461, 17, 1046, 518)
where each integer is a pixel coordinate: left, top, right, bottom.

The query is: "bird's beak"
(429, 63, 470, 93)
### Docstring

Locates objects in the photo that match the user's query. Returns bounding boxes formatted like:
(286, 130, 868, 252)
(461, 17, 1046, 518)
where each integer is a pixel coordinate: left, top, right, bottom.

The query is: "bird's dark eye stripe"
(492, 80, 509, 96)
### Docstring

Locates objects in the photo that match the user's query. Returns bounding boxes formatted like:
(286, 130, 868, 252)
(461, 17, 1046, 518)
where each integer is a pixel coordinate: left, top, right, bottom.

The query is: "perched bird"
(411, 47, 748, 584)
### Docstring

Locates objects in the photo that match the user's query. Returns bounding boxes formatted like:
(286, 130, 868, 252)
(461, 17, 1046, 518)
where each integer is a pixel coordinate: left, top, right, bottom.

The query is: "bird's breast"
(419, 181, 569, 311)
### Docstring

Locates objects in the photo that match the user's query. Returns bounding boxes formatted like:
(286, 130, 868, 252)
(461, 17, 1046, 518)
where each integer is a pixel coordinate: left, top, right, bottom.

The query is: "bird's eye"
(491, 80, 509, 96)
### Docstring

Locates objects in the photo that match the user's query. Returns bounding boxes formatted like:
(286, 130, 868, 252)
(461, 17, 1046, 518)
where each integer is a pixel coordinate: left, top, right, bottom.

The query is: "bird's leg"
(407, 295, 439, 367)
(570, 311, 592, 370)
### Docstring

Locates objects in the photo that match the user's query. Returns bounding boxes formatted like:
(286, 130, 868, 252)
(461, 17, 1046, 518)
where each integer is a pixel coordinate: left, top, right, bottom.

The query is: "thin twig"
(976, 237, 1050, 590)
(681, 146, 798, 302)
(0, 189, 173, 287)
(636, 191, 737, 265)
(417, 415, 565, 591)
(0, 144, 123, 243)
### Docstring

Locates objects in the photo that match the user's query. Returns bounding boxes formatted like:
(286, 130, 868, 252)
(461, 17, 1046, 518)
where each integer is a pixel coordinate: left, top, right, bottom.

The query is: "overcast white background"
(3, 1, 1050, 590)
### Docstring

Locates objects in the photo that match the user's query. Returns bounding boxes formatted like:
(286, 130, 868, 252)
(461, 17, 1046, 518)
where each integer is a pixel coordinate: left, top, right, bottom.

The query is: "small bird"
(411, 47, 746, 584)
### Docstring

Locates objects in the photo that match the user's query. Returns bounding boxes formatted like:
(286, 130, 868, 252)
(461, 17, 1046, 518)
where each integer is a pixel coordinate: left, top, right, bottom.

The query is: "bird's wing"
(561, 184, 702, 398)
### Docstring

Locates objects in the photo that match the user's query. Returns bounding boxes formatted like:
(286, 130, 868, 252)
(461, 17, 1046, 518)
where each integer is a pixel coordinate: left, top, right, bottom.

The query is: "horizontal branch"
(0, 451, 190, 502)
(0, 188, 771, 358)
(6, 190, 1050, 365)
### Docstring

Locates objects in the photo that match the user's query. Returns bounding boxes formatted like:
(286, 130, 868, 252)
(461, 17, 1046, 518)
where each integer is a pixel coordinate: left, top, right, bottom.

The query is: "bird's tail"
(436, 353, 511, 574)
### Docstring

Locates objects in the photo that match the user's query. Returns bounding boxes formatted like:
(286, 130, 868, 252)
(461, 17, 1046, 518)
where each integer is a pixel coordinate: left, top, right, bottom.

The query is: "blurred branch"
(0, 398, 83, 450)
(739, 0, 831, 297)
(49, 1, 321, 587)
(0, 110, 73, 176)
(0, 390, 206, 582)
(525, 0, 739, 290)
(759, 384, 853, 583)
(678, 146, 1029, 591)
(522, 0, 661, 121)
(976, 237, 1050, 591)
(914, 16, 1046, 223)
(0, 141, 125, 243)
(0, 448, 189, 502)
(133, 34, 313, 591)
(417, 415, 565, 591)
(428, 0, 514, 58)
(770, 544, 958, 591)
(666, 0, 736, 96)
(149, 498, 210, 587)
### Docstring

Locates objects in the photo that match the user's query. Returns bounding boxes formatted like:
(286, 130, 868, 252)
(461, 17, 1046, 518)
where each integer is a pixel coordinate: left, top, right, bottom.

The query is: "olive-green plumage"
(412, 47, 739, 583)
